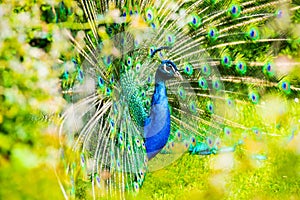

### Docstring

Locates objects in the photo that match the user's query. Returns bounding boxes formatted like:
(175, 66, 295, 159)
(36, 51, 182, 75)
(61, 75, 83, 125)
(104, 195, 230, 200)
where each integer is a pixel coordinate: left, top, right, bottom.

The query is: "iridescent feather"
(53, 0, 300, 199)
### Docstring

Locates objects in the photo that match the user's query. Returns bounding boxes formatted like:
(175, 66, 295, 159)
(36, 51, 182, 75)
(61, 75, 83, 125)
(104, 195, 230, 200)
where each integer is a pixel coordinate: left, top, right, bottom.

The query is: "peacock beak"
(174, 71, 183, 81)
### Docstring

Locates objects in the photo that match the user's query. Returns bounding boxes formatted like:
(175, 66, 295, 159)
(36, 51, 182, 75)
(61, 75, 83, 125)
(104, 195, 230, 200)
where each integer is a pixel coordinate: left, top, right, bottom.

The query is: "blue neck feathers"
(144, 75, 171, 159)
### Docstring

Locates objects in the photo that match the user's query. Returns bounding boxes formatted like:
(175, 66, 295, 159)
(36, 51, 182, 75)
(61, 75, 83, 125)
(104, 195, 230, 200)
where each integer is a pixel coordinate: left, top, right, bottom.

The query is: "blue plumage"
(144, 81, 171, 159)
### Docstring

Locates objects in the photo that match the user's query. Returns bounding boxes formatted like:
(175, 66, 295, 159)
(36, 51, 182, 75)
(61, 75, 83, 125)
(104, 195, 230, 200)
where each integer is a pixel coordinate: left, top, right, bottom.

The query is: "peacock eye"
(163, 64, 173, 73)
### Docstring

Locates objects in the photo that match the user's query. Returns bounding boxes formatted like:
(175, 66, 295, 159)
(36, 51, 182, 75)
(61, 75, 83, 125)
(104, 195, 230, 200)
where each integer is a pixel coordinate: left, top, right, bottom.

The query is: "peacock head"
(156, 59, 183, 81)
(151, 46, 183, 81)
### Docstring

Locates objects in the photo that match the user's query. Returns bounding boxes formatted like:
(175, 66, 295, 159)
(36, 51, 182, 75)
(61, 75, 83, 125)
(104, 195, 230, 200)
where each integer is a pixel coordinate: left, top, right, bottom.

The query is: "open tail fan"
(51, 0, 300, 199)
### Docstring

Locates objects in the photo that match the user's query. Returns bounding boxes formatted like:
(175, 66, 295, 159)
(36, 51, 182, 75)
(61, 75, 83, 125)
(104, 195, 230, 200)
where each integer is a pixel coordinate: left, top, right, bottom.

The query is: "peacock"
(42, 0, 300, 199)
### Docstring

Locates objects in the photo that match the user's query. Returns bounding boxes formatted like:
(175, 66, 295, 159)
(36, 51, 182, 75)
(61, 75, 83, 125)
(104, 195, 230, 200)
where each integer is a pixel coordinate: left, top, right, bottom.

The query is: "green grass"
(135, 96, 300, 200)
(137, 142, 300, 200)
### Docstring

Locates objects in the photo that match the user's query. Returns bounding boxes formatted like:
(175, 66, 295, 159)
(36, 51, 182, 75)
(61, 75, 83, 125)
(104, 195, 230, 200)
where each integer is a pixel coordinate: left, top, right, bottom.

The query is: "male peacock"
(52, 0, 300, 199)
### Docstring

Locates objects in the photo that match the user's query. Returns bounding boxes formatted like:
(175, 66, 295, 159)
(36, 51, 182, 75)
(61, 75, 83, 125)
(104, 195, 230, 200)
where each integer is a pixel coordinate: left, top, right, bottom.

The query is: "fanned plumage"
(54, 0, 300, 199)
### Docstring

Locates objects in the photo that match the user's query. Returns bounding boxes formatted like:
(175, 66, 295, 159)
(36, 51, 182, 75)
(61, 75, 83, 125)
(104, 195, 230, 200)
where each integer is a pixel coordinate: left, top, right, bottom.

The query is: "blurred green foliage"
(0, 0, 70, 199)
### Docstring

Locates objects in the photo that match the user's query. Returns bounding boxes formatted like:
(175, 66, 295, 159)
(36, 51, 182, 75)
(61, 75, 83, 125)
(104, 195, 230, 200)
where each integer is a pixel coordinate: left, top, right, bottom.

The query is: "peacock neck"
(151, 80, 168, 106)
(144, 75, 171, 159)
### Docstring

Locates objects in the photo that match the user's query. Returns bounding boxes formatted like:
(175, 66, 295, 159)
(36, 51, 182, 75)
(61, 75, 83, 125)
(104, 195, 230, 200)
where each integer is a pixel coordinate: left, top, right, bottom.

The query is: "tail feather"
(53, 0, 300, 198)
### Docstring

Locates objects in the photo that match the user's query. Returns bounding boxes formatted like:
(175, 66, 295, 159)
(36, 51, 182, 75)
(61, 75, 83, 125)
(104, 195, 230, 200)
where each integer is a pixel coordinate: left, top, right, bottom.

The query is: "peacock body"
(51, 0, 300, 198)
